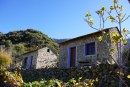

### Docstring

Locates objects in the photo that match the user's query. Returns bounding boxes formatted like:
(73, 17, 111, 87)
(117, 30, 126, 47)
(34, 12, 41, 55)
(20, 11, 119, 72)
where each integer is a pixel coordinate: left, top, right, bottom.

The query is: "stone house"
(59, 27, 120, 68)
(20, 46, 57, 69)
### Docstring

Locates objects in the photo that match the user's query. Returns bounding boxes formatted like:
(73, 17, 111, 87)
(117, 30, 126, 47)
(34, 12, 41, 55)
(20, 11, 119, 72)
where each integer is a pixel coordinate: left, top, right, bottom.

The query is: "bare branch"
(110, 54, 120, 66)
(98, 15, 102, 30)
(118, 75, 129, 87)
(125, 34, 130, 38)
(84, 19, 99, 31)
(122, 15, 130, 23)
(121, 14, 126, 22)
(104, 17, 108, 22)
(101, 11, 105, 29)
(107, 11, 119, 23)
(114, 4, 121, 24)
(89, 25, 99, 31)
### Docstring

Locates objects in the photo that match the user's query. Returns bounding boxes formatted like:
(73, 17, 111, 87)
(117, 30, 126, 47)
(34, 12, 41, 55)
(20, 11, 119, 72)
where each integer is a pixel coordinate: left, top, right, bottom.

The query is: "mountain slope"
(53, 39, 69, 43)
(0, 29, 59, 57)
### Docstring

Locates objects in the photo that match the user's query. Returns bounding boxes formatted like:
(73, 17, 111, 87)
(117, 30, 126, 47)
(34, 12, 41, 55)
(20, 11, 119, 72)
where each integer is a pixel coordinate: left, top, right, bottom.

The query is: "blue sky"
(0, 0, 130, 39)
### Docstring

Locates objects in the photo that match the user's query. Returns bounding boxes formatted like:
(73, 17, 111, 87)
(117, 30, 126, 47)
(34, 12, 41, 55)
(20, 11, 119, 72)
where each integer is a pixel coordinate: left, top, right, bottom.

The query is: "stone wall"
(21, 64, 119, 85)
(36, 47, 57, 69)
(21, 51, 38, 69)
(59, 27, 119, 68)
(21, 67, 92, 82)
(21, 47, 58, 69)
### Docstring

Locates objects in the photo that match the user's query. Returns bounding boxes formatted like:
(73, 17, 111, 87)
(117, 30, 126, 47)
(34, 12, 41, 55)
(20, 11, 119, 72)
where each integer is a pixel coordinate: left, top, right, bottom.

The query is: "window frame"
(84, 42, 96, 56)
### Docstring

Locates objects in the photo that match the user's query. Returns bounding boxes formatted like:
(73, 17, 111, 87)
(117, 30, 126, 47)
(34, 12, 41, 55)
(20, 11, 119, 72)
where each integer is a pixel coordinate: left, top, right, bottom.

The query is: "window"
(85, 42, 95, 55)
(47, 49, 50, 52)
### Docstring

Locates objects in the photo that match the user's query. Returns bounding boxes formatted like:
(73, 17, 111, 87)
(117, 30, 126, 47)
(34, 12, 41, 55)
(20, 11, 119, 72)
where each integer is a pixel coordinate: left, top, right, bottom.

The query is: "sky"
(0, 0, 130, 39)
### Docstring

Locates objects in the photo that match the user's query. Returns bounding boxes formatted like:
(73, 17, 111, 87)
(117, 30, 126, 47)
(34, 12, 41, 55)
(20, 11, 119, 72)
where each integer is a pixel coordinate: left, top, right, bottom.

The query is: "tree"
(13, 44, 25, 58)
(0, 39, 5, 45)
(5, 40, 13, 47)
(84, 0, 130, 87)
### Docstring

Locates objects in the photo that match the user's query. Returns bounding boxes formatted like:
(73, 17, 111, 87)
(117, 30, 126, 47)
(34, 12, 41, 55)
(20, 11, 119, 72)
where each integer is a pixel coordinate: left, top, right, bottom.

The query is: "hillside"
(53, 39, 69, 43)
(0, 29, 59, 57)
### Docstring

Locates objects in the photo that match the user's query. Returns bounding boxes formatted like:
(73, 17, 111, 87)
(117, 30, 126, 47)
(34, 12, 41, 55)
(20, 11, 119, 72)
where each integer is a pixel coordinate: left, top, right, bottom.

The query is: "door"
(70, 47, 76, 67)
(26, 56, 33, 69)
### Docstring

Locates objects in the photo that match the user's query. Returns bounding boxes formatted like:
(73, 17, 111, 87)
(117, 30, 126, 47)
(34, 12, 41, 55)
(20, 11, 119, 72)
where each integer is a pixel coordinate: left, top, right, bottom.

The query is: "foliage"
(84, 0, 130, 86)
(0, 51, 12, 68)
(0, 29, 59, 58)
(84, 0, 130, 45)
(5, 40, 13, 47)
(13, 43, 26, 58)
(0, 68, 23, 87)
(22, 77, 97, 87)
(1, 63, 130, 87)
(21, 64, 125, 86)
(21, 63, 130, 87)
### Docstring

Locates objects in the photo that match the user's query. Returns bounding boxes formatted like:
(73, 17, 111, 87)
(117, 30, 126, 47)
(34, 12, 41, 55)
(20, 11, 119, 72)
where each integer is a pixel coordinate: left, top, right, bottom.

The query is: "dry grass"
(0, 51, 12, 67)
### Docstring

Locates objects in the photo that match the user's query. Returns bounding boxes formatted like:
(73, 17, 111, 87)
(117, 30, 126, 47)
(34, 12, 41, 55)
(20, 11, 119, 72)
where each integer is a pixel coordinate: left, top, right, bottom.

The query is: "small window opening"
(47, 49, 50, 52)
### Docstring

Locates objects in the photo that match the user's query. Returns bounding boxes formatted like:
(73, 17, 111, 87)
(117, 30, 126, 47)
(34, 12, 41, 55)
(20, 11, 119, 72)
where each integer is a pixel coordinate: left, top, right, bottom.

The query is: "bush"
(0, 69, 23, 87)
(22, 77, 97, 87)
(21, 64, 120, 86)
(0, 51, 12, 68)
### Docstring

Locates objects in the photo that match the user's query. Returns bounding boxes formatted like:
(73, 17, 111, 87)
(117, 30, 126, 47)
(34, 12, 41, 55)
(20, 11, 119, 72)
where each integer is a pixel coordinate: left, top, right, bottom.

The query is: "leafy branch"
(84, 0, 130, 87)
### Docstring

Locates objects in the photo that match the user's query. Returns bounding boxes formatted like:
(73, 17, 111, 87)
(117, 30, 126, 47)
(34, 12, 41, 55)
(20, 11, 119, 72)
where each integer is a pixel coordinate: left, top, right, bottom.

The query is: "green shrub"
(22, 77, 97, 87)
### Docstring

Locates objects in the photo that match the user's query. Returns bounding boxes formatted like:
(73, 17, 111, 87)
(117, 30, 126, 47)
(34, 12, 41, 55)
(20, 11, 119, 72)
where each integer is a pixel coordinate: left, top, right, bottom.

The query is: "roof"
(59, 27, 118, 44)
(20, 46, 57, 56)
(21, 49, 38, 55)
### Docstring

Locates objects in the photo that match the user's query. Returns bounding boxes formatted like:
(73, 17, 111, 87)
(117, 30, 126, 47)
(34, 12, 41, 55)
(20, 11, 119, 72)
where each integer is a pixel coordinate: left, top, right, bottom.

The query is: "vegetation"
(23, 77, 97, 87)
(21, 63, 130, 86)
(1, 0, 130, 87)
(0, 51, 23, 87)
(0, 69, 23, 87)
(0, 51, 12, 68)
(0, 66, 96, 87)
(84, 0, 130, 86)
(1, 63, 130, 87)
(0, 29, 59, 58)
